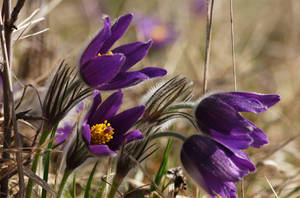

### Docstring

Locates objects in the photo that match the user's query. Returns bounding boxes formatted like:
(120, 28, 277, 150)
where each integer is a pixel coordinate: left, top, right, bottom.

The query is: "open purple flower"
(79, 13, 167, 90)
(195, 92, 280, 150)
(135, 15, 176, 47)
(82, 90, 145, 156)
(181, 135, 255, 198)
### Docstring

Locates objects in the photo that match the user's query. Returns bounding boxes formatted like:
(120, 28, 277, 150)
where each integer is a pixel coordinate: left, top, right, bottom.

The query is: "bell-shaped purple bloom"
(181, 135, 255, 198)
(82, 90, 145, 156)
(79, 13, 167, 90)
(195, 92, 280, 150)
(135, 15, 176, 47)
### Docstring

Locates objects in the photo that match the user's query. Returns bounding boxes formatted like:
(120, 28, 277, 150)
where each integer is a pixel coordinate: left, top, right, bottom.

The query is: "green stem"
(25, 128, 51, 198)
(107, 175, 123, 198)
(57, 170, 72, 198)
(151, 131, 187, 142)
(41, 123, 59, 198)
(72, 173, 77, 198)
(165, 103, 194, 111)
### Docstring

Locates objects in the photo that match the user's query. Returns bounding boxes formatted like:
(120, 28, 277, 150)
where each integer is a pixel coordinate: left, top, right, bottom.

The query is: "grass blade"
(72, 173, 77, 198)
(84, 161, 98, 198)
(151, 138, 173, 192)
(42, 122, 59, 198)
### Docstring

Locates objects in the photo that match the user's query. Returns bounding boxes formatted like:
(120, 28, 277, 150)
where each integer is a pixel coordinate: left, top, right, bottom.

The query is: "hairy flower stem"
(25, 125, 52, 198)
(57, 170, 72, 198)
(151, 131, 187, 142)
(107, 174, 124, 198)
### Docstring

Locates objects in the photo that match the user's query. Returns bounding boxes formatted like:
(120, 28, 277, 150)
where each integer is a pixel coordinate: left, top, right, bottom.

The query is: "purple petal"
(88, 145, 117, 156)
(92, 91, 102, 108)
(125, 129, 144, 142)
(88, 90, 123, 126)
(80, 17, 111, 66)
(107, 135, 125, 151)
(138, 67, 167, 78)
(230, 153, 256, 172)
(100, 13, 133, 53)
(82, 121, 91, 144)
(98, 71, 149, 90)
(195, 96, 268, 149)
(181, 135, 254, 198)
(76, 102, 85, 113)
(182, 144, 237, 198)
(182, 135, 253, 181)
(248, 121, 269, 147)
(87, 91, 102, 119)
(107, 129, 143, 152)
(55, 124, 73, 145)
(108, 105, 145, 134)
(200, 171, 237, 198)
(80, 54, 125, 89)
(112, 41, 152, 72)
(211, 92, 280, 114)
(196, 97, 251, 135)
(209, 129, 252, 150)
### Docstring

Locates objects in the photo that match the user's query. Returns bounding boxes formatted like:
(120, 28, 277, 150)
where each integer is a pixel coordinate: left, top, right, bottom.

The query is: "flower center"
(150, 26, 169, 42)
(97, 51, 113, 57)
(90, 120, 114, 145)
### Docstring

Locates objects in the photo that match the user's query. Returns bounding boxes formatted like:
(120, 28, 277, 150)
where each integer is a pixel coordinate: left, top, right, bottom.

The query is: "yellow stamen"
(97, 51, 113, 56)
(90, 120, 114, 145)
(150, 26, 169, 42)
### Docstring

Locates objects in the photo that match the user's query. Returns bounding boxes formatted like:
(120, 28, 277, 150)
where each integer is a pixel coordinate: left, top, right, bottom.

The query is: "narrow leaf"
(151, 138, 173, 192)
(42, 122, 59, 198)
(84, 161, 98, 198)
(72, 173, 77, 198)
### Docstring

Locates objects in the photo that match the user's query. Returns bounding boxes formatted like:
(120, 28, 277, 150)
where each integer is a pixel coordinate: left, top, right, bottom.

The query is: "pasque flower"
(135, 15, 176, 47)
(79, 13, 167, 90)
(195, 92, 280, 150)
(82, 90, 145, 156)
(181, 135, 255, 198)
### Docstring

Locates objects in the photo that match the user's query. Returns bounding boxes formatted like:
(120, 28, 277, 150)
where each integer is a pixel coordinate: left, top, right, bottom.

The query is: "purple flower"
(195, 92, 280, 150)
(82, 90, 145, 156)
(181, 135, 255, 198)
(135, 15, 176, 47)
(79, 13, 167, 90)
(55, 102, 85, 145)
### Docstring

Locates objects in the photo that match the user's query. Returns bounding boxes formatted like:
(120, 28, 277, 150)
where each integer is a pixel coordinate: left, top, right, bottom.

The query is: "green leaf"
(84, 161, 98, 198)
(151, 138, 173, 192)
(72, 173, 77, 198)
(41, 122, 59, 198)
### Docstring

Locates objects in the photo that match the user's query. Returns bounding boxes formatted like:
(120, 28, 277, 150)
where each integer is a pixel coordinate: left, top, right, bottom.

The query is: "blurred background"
(9, 0, 300, 197)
